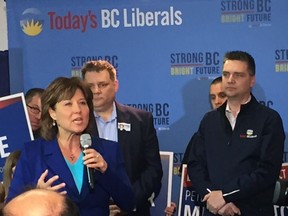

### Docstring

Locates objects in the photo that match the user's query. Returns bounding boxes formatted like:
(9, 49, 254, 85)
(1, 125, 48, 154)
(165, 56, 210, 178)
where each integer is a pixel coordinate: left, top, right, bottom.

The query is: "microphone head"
(80, 133, 92, 149)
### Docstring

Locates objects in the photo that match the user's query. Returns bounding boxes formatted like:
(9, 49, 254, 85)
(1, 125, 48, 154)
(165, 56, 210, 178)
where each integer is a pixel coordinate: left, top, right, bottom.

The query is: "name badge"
(118, 122, 131, 131)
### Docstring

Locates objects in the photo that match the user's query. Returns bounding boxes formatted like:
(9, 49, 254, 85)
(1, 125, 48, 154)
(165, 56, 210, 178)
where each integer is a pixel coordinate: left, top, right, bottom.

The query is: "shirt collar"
(94, 102, 117, 121)
(225, 95, 251, 113)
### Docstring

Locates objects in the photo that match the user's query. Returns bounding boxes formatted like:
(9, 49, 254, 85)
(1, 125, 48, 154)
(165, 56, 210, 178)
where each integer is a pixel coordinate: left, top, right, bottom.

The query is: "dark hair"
(81, 60, 117, 81)
(223, 51, 256, 76)
(210, 76, 222, 86)
(25, 88, 45, 104)
(61, 196, 80, 216)
(3, 150, 21, 200)
(0, 183, 5, 203)
(40, 77, 95, 140)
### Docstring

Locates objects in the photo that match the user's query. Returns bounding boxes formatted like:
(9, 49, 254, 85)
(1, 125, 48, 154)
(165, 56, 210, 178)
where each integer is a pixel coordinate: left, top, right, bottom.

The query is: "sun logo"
(20, 8, 44, 37)
(21, 19, 43, 36)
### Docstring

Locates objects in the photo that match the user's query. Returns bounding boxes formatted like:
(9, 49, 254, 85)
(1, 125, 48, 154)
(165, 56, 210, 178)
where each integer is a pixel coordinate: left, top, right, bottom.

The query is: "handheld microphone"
(80, 133, 94, 189)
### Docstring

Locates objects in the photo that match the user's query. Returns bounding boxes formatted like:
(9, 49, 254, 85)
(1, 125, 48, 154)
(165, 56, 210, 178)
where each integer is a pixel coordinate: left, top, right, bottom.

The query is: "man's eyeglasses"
(89, 82, 110, 90)
(27, 104, 41, 114)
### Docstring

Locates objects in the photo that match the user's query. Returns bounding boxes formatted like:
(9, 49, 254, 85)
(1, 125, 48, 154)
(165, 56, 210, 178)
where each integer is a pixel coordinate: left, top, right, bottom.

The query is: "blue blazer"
(7, 137, 135, 216)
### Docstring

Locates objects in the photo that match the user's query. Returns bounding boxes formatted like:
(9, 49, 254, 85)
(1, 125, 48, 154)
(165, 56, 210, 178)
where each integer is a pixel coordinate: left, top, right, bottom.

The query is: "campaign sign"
(151, 151, 173, 216)
(176, 163, 288, 216)
(0, 93, 33, 181)
(178, 164, 205, 216)
(274, 163, 288, 216)
(279, 163, 288, 180)
(178, 164, 288, 216)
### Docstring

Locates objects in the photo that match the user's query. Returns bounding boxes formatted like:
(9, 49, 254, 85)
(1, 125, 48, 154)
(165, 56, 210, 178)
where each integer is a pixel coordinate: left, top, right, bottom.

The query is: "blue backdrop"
(6, 0, 288, 214)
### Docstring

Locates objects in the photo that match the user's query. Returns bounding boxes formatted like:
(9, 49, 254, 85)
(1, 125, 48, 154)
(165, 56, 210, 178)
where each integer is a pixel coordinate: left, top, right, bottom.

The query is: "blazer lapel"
(44, 139, 79, 198)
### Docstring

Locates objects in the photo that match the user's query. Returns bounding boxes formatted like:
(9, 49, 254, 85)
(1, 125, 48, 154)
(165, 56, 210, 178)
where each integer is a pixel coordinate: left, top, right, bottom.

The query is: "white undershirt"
(225, 96, 251, 130)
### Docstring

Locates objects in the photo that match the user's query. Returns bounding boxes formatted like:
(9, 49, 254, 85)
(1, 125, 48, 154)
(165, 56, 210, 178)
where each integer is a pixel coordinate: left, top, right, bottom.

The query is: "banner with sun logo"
(20, 8, 43, 36)
(6, 1, 288, 214)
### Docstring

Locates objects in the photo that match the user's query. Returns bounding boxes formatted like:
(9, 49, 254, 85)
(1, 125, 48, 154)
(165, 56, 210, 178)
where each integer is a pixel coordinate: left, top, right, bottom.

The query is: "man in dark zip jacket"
(188, 51, 285, 216)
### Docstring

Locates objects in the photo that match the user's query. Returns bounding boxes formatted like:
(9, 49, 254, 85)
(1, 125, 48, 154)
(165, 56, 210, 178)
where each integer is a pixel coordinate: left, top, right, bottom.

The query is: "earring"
(52, 120, 56, 126)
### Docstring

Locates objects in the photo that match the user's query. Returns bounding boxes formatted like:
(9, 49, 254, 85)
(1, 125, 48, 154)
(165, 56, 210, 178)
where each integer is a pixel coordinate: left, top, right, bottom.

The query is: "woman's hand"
(37, 169, 67, 194)
(83, 149, 108, 173)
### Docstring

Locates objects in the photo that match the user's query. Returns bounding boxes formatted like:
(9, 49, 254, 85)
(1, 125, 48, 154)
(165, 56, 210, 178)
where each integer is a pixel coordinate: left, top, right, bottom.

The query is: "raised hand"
(37, 169, 67, 194)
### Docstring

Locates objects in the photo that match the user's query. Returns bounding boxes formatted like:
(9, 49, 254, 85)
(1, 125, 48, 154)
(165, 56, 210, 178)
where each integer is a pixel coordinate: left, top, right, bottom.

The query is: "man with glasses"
(25, 88, 44, 139)
(81, 60, 163, 216)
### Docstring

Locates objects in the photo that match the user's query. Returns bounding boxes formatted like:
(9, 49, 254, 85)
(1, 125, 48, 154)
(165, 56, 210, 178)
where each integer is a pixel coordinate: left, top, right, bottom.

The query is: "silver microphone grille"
(80, 133, 92, 149)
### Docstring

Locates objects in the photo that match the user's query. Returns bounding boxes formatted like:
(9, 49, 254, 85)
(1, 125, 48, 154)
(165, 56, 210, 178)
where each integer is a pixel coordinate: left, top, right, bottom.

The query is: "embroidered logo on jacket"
(240, 129, 258, 138)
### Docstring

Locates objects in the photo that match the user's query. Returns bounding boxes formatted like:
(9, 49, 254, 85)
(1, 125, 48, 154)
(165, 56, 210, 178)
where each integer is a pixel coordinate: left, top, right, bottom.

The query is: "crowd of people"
(0, 50, 285, 216)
